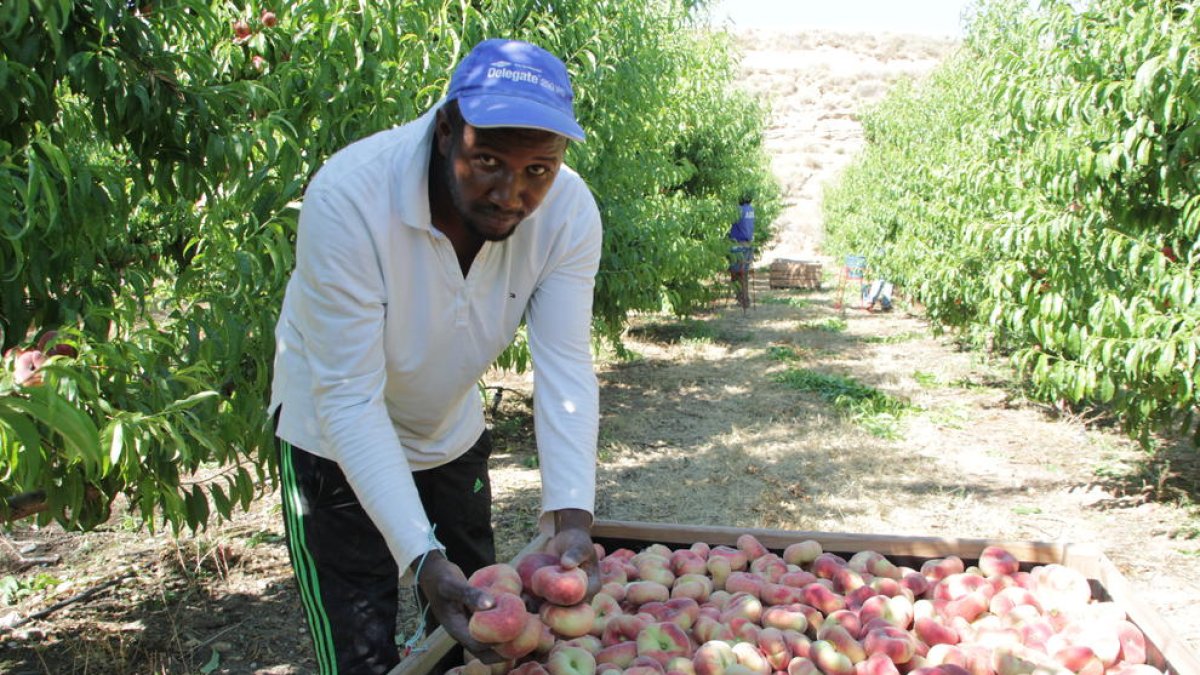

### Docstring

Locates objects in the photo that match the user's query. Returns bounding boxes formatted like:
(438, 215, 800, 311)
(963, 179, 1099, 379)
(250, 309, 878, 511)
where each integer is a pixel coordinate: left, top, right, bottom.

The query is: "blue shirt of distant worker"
(729, 199, 755, 273)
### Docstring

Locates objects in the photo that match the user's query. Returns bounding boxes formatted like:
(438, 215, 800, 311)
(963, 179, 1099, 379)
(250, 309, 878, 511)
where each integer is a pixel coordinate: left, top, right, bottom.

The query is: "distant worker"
(864, 278, 894, 312)
(728, 198, 755, 308)
(863, 247, 894, 312)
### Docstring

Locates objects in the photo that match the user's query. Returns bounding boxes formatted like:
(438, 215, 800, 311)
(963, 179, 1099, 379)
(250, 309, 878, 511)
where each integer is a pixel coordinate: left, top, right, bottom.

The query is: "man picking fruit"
(268, 38, 602, 674)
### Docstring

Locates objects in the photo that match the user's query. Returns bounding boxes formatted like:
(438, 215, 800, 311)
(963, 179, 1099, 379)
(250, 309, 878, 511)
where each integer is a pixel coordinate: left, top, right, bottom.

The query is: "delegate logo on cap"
(484, 61, 569, 99)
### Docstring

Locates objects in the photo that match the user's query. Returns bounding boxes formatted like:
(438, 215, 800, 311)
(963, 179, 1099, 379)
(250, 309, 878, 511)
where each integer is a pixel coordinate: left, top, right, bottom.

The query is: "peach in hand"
(468, 592, 529, 644)
(532, 564, 589, 606)
(493, 612, 544, 660)
(469, 563, 524, 596)
(518, 552, 562, 589)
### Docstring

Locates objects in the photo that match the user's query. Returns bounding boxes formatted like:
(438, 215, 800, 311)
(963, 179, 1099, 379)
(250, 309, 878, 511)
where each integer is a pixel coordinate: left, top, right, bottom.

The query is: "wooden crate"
(769, 259, 823, 290)
(391, 519, 1200, 675)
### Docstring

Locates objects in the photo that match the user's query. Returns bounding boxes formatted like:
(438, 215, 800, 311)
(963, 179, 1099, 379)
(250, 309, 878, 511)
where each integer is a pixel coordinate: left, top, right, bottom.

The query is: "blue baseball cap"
(447, 38, 586, 142)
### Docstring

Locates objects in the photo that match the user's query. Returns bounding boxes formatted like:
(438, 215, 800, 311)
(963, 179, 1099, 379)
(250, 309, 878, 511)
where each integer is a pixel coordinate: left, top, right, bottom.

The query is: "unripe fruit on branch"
(14, 349, 47, 386)
(35, 330, 56, 352)
(34, 331, 78, 359)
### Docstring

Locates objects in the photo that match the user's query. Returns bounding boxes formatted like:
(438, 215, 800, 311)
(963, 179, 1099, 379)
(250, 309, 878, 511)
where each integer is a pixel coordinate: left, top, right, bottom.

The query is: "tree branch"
(3, 490, 48, 522)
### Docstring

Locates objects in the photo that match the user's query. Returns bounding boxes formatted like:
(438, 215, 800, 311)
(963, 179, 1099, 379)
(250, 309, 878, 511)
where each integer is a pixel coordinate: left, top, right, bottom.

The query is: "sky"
(706, 0, 974, 38)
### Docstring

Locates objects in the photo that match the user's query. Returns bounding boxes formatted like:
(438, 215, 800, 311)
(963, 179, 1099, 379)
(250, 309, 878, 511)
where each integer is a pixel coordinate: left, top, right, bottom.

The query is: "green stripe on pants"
(279, 440, 339, 674)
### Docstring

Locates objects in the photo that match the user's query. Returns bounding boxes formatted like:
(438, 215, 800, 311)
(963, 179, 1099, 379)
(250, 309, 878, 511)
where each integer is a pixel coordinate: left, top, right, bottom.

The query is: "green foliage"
(860, 331, 924, 344)
(772, 367, 913, 438)
(0, 571, 60, 606)
(626, 317, 715, 344)
(0, 0, 780, 532)
(913, 370, 940, 387)
(759, 295, 812, 308)
(823, 0, 1200, 446)
(798, 317, 848, 333)
(768, 345, 800, 362)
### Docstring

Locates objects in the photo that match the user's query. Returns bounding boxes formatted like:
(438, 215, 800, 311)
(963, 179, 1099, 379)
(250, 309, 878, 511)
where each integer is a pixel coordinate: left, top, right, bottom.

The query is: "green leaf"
(200, 649, 220, 674)
(1072, 370, 1086, 402)
(106, 421, 124, 469)
(2, 388, 100, 473)
(0, 395, 44, 466)
(210, 483, 232, 520)
(1157, 342, 1176, 378)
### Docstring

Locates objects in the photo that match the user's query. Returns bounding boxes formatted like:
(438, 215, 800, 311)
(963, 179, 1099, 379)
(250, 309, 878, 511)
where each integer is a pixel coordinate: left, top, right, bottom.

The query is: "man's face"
(436, 116, 568, 242)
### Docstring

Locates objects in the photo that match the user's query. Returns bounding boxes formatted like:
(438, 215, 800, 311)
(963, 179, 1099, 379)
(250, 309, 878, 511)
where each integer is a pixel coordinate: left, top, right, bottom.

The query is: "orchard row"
(823, 0, 1200, 445)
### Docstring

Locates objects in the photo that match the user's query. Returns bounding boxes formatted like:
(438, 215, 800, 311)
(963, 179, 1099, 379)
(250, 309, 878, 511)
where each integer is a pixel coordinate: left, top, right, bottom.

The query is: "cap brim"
(458, 95, 586, 143)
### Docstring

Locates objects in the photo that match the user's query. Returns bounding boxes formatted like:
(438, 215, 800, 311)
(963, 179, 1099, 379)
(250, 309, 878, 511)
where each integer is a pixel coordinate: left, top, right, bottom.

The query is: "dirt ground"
(2, 28, 1199, 675)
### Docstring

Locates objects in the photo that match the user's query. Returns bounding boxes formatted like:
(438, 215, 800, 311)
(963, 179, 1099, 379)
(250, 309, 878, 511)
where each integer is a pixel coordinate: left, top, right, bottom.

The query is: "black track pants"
(277, 431, 496, 675)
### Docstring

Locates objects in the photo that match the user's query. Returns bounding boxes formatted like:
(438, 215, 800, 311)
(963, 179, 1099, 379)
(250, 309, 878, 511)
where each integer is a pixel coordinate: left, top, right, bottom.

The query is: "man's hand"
(412, 550, 505, 663)
(547, 508, 600, 600)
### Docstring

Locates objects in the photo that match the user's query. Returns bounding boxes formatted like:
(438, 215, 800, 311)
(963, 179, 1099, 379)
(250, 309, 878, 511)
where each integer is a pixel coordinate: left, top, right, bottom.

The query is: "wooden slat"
(591, 519, 1079, 565)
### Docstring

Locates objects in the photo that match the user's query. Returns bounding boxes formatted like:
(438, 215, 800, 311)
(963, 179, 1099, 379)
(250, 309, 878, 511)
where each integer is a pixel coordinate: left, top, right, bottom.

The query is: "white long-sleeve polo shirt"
(269, 103, 602, 575)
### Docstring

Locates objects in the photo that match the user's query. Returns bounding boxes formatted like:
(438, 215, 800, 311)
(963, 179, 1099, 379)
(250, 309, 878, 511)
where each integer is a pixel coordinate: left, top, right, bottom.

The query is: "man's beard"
(463, 206, 524, 242)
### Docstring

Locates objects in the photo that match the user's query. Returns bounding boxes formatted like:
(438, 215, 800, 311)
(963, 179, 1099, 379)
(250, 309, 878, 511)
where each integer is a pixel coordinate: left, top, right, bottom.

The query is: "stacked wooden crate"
(769, 259, 823, 290)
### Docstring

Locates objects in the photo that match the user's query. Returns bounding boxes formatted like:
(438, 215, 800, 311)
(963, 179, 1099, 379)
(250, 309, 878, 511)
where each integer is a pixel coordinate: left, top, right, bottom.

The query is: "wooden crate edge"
(591, 520, 1072, 563)
(390, 521, 1200, 675)
(1091, 549, 1200, 675)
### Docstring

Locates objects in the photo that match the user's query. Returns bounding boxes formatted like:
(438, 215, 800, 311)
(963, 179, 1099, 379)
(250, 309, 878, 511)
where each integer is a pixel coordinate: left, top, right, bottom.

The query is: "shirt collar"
(394, 100, 444, 231)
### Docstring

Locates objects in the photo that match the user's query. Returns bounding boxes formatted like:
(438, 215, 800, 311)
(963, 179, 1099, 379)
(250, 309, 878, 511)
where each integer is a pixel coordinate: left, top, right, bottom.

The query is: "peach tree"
(823, 0, 1200, 445)
(0, 1, 780, 531)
